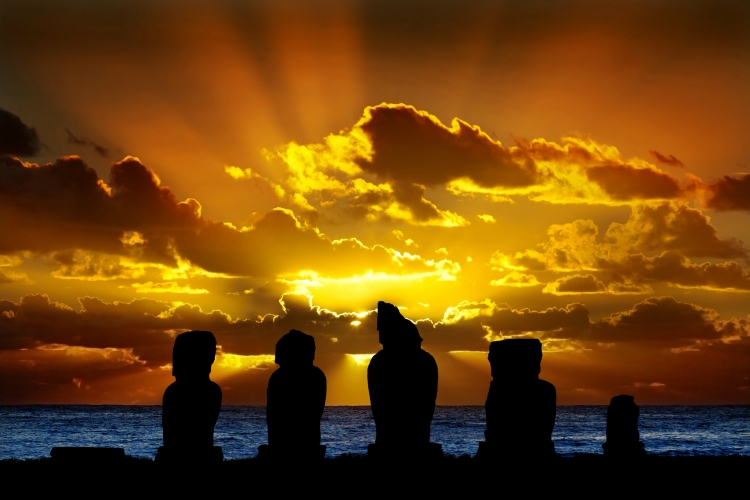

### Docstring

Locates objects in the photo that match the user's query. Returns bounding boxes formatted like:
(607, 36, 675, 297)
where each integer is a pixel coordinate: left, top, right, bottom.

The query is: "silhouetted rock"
(602, 394, 646, 457)
(157, 330, 222, 464)
(477, 339, 556, 460)
(260, 329, 327, 460)
(367, 301, 441, 458)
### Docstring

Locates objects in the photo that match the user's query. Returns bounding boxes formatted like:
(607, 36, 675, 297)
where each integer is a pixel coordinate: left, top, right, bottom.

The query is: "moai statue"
(158, 330, 223, 463)
(367, 301, 441, 459)
(602, 395, 647, 457)
(478, 339, 556, 460)
(259, 329, 327, 460)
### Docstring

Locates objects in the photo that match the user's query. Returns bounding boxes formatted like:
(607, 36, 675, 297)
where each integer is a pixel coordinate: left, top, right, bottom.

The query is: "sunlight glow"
(346, 354, 375, 366)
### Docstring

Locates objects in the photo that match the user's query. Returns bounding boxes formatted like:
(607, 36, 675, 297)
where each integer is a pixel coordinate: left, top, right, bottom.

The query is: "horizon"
(1, 0, 750, 406)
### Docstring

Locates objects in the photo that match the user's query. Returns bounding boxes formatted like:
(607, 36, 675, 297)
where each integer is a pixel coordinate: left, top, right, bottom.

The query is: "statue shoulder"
(208, 380, 222, 395)
(419, 348, 437, 365)
(162, 381, 179, 401)
(310, 365, 326, 380)
(537, 379, 557, 396)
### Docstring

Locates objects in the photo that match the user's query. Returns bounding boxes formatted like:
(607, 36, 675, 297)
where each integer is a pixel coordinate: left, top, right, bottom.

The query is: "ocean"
(1, 405, 749, 459)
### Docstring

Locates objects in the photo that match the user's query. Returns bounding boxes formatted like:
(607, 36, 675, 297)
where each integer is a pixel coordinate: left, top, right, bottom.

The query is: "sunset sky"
(1, 0, 750, 405)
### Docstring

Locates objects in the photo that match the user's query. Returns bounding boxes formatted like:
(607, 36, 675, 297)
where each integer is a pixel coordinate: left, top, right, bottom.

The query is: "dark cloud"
(608, 251, 750, 291)
(648, 150, 684, 167)
(702, 174, 750, 212)
(0, 108, 40, 156)
(0, 291, 748, 404)
(66, 129, 110, 158)
(0, 155, 451, 277)
(543, 274, 608, 294)
(357, 104, 540, 189)
(0, 155, 200, 259)
(589, 296, 746, 343)
(0, 293, 379, 365)
(586, 164, 682, 200)
(418, 300, 592, 351)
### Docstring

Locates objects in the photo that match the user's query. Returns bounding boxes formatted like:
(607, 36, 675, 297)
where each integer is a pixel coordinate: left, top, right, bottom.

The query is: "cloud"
(427, 295, 747, 347)
(223, 165, 286, 199)
(490, 271, 540, 287)
(419, 299, 591, 351)
(491, 219, 605, 272)
(606, 203, 746, 259)
(0, 343, 150, 403)
(0, 292, 379, 364)
(543, 274, 606, 294)
(66, 129, 110, 158)
(587, 296, 748, 343)
(0, 155, 461, 279)
(492, 203, 747, 285)
(355, 104, 539, 188)
(448, 136, 688, 206)
(701, 174, 750, 212)
(1, 290, 748, 404)
(265, 105, 702, 226)
(476, 214, 496, 223)
(542, 274, 652, 295)
(585, 164, 682, 201)
(0, 155, 201, 257)
(127, 281, 209, 294)
(0, 269, 31, 285)
(609, 251, 750, 291)
(0, 108, 40, 156)
(648, 150, 684, 167)
(50, 250, 146, 281)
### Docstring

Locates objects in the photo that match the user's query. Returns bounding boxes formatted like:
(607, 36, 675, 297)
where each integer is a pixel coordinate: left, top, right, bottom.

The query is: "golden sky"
(1, 0, 749, 405)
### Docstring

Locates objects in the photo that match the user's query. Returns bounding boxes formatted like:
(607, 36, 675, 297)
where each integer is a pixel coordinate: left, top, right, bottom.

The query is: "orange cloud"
(493, 203, 749, 291)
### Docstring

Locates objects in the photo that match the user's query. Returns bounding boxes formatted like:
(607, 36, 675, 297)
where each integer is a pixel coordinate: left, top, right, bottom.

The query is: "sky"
(1, 0, 749, 405)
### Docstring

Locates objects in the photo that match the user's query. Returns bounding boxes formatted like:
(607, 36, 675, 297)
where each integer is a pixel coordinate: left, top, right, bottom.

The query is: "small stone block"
(256, 444, 326, 460)
(367, 442, 443, 460)
(50, 447, 125, 462)
(155, 446, 223, 464)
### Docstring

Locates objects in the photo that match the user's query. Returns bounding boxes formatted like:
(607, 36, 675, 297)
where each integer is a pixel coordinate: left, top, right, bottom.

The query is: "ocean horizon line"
(2, 403, 749, 407)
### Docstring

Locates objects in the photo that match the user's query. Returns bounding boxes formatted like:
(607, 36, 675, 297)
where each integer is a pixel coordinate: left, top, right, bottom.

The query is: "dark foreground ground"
(2, 454, 747, 495)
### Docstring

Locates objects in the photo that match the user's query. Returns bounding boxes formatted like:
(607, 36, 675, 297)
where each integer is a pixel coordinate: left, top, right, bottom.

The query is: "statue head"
(275, 329, 316, 367)
(172, 330, 217, 380)
(607, 395, 639, 424)
(488, 338, 542, 379)
(377, 301, 422, 349)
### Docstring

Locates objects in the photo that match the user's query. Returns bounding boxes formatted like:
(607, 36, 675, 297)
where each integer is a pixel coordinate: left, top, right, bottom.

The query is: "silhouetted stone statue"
(602, 394, 647, 457)
(477, 339, 556, 460)
(156, 330, 223, 463)
(258, 329, 327, 460)
(367, 301, 441, 458)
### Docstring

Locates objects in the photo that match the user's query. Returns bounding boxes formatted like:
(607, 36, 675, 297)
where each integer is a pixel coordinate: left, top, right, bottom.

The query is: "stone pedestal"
(367, 442, 443, 460)
(602, 441, 646, 457)
(256, 444, 326, 461)
(50, 447, 124, 463)
(155, 445, 223, 464)
(474, 440, 556, 461)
